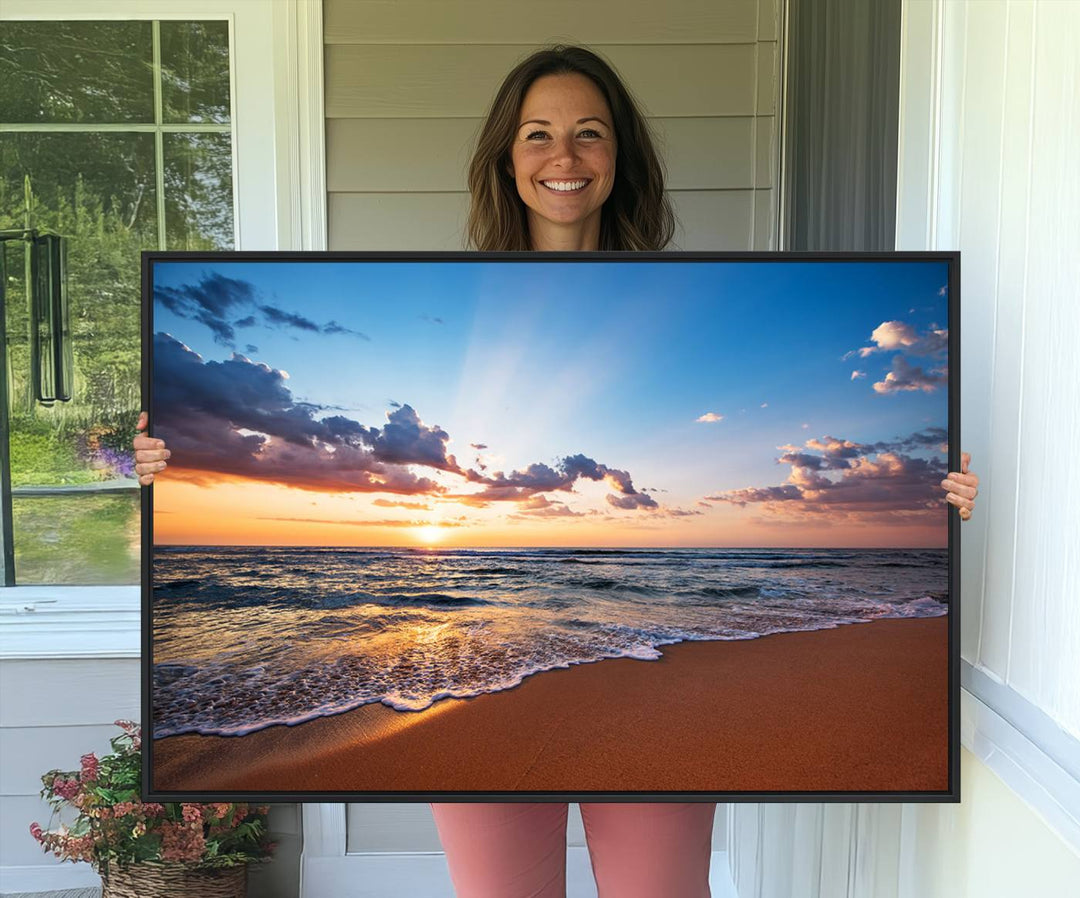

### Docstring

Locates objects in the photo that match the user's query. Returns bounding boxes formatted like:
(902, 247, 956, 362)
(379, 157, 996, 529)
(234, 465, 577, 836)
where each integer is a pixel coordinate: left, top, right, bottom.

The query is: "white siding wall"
(729, 0, 1080, 894)
(324, 0, 782, 251)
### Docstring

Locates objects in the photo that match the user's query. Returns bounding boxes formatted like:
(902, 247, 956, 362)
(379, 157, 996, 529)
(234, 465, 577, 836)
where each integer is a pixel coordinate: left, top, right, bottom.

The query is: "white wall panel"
(1005, 0, 1080, 731)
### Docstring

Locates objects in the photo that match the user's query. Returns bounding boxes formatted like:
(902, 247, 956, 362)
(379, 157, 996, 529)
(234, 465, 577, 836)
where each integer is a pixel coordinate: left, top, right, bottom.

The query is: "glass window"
(0, 19, 234, 585)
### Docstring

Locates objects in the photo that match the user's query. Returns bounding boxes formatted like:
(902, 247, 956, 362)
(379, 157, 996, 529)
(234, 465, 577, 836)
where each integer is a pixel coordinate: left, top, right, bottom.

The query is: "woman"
(135, 45, 979, 898)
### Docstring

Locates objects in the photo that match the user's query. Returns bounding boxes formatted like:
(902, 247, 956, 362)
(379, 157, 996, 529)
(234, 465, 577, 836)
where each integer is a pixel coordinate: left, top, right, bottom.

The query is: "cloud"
(155, 332, 658, 513)
(421, 314, 445, 325)
(856, 320, 948, 359)
(696, 412, 723, 423)
(509, 496, 587, 518)
(704, 430, 948, 523)
(372, 499, 432, 510)
(155, 273, 372, 348)
(871, 427, 948, 454)
(872, 356, 948, 394)
(244, 344, 259, 354)
(322, 320, 371, 340)
(804, 436, 864, 460)
(851, 370, 866, 380)
(154, 332, 444, 495)
(459, 452, 658, 511)
(760, 402, 768, 408)
(606, 492, 660, 510)
(352, 405, 461, 473)
(154, 272, 256, 346)
(470, 443, 488, 450)
(258, 304, 320, 333)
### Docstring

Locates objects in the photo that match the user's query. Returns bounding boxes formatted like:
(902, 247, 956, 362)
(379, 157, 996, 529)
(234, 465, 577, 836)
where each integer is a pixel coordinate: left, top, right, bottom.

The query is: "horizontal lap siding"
(0, 659, 140, 868)
(325, 1, 780, 252)
(324, 0, 761, 45)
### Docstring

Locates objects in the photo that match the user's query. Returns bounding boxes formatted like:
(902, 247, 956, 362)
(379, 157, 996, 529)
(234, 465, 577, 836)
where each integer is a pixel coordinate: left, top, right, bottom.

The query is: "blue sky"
(151, 258, 951, 547)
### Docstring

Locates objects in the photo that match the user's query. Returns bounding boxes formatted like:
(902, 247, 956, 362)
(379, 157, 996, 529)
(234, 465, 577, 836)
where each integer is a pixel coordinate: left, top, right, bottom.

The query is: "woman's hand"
(133, 411, 170, 486)
(941, 451, 979, 521)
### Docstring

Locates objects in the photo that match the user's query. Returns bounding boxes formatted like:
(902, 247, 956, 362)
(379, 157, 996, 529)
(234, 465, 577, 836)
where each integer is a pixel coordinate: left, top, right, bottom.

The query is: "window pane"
(12, 493, 140, 585)
(164, 133, 235, 250)
(160, 21, 232, 124)
(2, 132, 153, 586)
(0, 22, 154, 124)
(1, 131, 156, 442)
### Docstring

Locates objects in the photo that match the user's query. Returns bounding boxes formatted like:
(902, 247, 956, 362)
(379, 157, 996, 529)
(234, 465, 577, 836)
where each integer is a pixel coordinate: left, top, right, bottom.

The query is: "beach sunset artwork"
(146, 255, 955, 798)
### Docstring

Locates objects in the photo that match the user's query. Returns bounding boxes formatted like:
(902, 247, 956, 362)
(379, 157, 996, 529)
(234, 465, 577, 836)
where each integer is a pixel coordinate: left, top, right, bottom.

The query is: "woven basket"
(100, 862, 247, 898)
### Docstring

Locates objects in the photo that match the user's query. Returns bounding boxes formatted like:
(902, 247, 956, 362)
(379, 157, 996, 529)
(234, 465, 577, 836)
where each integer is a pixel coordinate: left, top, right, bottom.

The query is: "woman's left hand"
(941, 451, 979, 521)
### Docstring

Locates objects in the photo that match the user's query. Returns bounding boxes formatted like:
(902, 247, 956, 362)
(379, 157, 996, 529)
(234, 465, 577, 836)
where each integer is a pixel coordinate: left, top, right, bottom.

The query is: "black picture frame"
(142, 250, 960, 805)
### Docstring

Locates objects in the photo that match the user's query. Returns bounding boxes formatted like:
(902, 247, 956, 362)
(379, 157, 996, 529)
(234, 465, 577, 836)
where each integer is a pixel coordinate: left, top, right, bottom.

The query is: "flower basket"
(101, 861, 247, 898)
(30, 721, 273, 891)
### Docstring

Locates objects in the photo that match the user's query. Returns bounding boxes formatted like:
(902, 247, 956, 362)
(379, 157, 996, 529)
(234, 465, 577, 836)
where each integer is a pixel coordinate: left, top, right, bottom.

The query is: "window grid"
(0, 20, 235, 252)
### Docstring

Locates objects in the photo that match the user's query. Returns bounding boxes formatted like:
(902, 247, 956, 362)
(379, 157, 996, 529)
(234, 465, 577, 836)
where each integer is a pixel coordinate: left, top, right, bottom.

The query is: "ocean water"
(151, 546, 948, 738)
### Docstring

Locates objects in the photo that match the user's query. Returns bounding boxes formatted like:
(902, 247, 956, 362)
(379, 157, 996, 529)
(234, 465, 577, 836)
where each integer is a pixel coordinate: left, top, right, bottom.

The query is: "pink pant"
(430, 802, 716, 898)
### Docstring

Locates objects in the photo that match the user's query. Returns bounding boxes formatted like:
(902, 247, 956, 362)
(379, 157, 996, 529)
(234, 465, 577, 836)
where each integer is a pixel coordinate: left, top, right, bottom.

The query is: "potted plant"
(30, 720, 274, 897)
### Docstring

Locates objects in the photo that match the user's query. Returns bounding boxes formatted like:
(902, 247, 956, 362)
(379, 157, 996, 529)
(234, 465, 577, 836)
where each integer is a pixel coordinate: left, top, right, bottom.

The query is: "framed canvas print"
(142, 251, 959, 803)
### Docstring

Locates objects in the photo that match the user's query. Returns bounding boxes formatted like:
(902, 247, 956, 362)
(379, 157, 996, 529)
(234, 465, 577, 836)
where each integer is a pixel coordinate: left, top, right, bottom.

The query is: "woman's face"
(509, 73, 617, 245)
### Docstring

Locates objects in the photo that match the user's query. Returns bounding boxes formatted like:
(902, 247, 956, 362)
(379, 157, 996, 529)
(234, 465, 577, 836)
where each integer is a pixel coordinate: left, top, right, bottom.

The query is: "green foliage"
(31, 722, 275, 874)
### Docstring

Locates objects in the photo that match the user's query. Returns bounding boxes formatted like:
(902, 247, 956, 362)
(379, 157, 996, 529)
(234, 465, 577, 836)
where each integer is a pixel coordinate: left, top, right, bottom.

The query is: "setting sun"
(415, 525, 444, 544)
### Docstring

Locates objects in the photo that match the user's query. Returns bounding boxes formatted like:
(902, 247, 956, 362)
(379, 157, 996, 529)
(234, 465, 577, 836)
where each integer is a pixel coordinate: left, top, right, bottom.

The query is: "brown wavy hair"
(466, 45, 675, 251)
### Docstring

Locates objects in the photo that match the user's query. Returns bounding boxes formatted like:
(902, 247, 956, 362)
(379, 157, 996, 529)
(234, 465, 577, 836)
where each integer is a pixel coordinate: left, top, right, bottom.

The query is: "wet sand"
(152, 616, 949, 795)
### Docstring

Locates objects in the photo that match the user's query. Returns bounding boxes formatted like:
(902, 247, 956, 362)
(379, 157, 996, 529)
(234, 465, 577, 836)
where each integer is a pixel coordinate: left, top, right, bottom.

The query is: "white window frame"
(0, 0, 326, 660)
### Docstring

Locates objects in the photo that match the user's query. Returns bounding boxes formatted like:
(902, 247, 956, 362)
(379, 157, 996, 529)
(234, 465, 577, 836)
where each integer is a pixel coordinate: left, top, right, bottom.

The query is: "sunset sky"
(151, 258, 951, 548)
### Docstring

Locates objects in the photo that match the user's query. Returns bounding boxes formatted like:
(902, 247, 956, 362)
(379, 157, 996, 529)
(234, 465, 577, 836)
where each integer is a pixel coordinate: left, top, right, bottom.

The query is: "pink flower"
(142, 802, 165, 817)
(80, 753, 99, 782)
(181, 804, 203, 824)
(52, 777, 80, 801)
(29, 822, 43, 842)
(160, 821, 206, 863)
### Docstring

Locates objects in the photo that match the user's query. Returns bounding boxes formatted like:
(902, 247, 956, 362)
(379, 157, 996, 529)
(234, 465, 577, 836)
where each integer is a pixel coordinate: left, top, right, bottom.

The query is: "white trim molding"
(0, 586, 140, 659)
(961, 680, 1080, 854)
(273, 0, 328, 251)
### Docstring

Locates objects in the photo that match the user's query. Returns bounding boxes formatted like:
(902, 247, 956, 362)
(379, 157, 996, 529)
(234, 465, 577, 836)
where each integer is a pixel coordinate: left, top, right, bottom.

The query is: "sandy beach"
(152, 616, 949, 795)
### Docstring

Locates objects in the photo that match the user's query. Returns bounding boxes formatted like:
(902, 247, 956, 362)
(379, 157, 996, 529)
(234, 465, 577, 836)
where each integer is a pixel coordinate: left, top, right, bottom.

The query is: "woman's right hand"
(133, 411, 170, 486)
